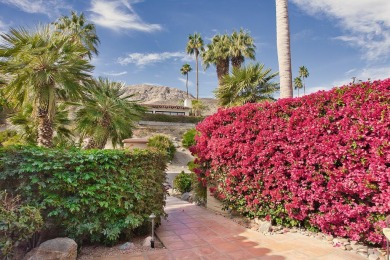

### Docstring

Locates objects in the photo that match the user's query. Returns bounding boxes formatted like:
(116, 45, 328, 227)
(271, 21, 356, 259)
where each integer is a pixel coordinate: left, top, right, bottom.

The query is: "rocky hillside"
(125, 84, 218, 115)
(125, 84, 195, 104)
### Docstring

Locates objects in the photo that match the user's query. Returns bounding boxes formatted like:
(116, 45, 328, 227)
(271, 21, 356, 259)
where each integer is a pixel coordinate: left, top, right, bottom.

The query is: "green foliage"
(0, 191, 43, 259)
(173, 171, 193, 193)
(182, 128, 197, 148)
(0, 130, 25, 147)
(216, 63, 278, 107)
(76, 77, 145, 149)
(188, 161, 207, 205)
(0, 146, 167, 245)
(147, 135, 176, 161)
(141, 113, 204, 123)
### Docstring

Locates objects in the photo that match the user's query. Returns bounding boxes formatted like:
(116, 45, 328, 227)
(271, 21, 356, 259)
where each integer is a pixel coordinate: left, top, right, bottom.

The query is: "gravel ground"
(77, 235, 165, 259)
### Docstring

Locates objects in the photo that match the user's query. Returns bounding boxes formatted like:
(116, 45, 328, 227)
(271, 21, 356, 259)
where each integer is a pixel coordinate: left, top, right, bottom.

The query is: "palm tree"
(230, 29, 256, 69)
(54, 11, 100, 60)
(299, 66, 309, 95)
(216, 63, 279, 107)
(191, 99, 208, 116)
(0, 26, 94, 147)
(76, 77, 145, 149)
(186, 33, 204, 100)
(294, 77, 303, 97)
(276, 0, 293, 98)
(202, 34, 231, 87)
(180, 64, 192, 98)
(8, 103, 74, 146)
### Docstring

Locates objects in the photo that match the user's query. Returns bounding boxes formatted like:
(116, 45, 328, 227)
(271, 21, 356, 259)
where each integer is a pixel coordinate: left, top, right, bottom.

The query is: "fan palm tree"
(54, 11, 100, 60)
(294, 76, 303, 97)
(0, 26, 94, 147)
(216, 63, 279, 107)
(186, 33, 204, 100)
(299, 66, 309, 95)
(276, 0, 293, 98)
(76, 77, 145, 149)
(230, 29, 256, 69)
(180, 64, 192, 98)
(202, 34, 231, 87)
(8, 103, 74, 146)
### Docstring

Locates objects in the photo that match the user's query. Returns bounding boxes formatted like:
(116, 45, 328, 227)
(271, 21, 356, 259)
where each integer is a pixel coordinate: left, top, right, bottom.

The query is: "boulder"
(142, 236, 153, 247)
(24, 237, 77, 260)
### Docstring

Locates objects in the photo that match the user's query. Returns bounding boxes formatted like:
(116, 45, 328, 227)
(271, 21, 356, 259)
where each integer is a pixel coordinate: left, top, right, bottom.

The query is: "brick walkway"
(99, 196, 365, 259)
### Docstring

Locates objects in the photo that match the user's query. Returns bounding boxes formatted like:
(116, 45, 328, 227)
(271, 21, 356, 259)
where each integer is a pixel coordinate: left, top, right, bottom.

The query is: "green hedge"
(0, 146, 167, 245)
(141, 113, 204, 124)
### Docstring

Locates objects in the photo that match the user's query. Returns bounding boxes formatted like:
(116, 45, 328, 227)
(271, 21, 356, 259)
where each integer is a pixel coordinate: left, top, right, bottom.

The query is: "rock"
(181, 192, 190, 201)
(350, 240, 358, 245)
(181, 148, 186, 152)
(290, 229, 297, 233)
(368, 254, 379, 260)
(142, 236, 153, 247)
(326, 235, 333, 241)
(24, 237, 77, 260)
(119, 242, 135, 250)
(259, 222, 272, 233)
(345, 245, 353, 251)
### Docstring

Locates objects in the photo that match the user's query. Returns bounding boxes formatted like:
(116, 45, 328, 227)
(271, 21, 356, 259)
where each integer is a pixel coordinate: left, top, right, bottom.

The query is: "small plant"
(147, 135, 176, 161)
(188, 161, 206, 205)
(173, 171, 193, 193)
(0, 191, 43, 259)
(182, 128, 197, 148)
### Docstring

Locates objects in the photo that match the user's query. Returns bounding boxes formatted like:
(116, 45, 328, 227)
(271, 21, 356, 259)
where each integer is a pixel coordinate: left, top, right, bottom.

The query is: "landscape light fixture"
(149, 213, 156, 248)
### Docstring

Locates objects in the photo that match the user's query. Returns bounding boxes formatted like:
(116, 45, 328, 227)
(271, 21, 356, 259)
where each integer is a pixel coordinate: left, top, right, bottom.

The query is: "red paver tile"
(192, 245, 219, 256)
(227, 249, 257, 260)
(179, 233, 200, 240)
(162, 241, 189, 250)
(169, 249, 201, 259)
(173, 228, 194, 235)
(245, 247, 271, 256)
(212, 241, 243, 253)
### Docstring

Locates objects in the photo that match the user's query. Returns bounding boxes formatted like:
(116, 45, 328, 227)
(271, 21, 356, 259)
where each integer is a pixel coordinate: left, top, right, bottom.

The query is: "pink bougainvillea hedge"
(191, 79, 390, 245)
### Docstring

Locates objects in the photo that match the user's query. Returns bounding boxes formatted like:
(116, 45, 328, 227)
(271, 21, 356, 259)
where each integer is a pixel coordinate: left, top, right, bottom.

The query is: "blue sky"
(0, 0, 389, 98)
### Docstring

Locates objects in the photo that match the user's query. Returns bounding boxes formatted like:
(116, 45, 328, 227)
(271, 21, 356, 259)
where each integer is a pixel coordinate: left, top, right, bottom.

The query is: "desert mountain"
(124, 84, 195, 104)
(125, 84, 218, 115)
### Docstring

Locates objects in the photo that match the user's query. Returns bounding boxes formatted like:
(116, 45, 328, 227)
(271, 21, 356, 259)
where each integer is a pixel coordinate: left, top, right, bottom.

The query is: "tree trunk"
(276, 0, 293, 98)
(37, 108, 53, 148)
(231, 56, 244, 70)
(186, 73, 189, 98)
(216, 57, 229, 86)
(84, 137, 98, 149)
(195, 50, 199, 100)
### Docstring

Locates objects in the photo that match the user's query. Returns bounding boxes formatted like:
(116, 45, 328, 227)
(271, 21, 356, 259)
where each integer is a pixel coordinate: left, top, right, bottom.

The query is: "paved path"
(99, 196, 365, 259)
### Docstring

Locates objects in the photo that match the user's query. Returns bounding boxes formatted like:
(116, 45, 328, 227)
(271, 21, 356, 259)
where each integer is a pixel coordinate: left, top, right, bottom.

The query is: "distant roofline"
(142, 104, 190, 110)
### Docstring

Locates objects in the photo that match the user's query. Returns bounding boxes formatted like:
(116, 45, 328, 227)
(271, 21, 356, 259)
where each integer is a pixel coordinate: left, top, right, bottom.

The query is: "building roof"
(143, 104, 190, 110)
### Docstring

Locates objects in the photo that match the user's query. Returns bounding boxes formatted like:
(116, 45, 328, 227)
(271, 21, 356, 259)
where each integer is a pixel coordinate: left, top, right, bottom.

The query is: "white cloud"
(178, 77, 193, 87)
(0, 19, 8, 33)
(103, 71, 128, 76)
(89, 0, 162, 32)
(117, 51, 188, 66)
(0, 0, 69, 16)
(291, 0, 390, 61)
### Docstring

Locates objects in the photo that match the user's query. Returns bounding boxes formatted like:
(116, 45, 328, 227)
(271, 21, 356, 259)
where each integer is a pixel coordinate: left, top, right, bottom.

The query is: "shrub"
(147, 135, 176, 161)
(0, 146, 167, 245)
(0, 191, 43, 258)
(182, 128, 197, 148)
(191, 79, 390, 245)
(188, 161, 206, 205)
(0, 130, 25, 147)
(141, 113, 204, 124)
(173, 171, 193, 193)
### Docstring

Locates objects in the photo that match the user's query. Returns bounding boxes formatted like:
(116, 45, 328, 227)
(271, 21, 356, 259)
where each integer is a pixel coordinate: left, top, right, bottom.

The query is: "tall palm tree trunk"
(216, 58, 230, 86)
(186, 73, 189, 98)
(276, 0, 293, 98)
(195, 51, 199, 100)
(303, 79, 306, 96)
(37, 109, 53, 148)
